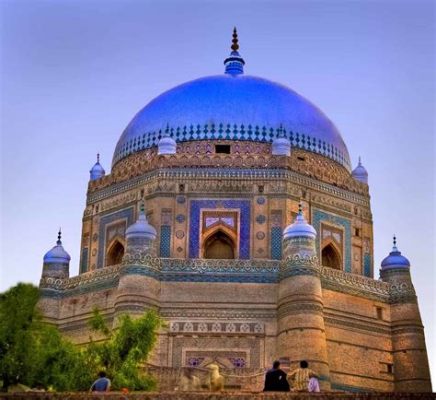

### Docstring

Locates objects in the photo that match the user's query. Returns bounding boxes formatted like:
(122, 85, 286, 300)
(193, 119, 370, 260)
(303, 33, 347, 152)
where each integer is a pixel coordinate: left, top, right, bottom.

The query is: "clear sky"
(1, 0, 435, 386)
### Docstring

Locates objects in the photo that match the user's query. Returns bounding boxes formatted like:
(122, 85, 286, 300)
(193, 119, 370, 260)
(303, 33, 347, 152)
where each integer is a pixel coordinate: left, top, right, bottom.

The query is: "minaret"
(114, 202, 160, 318)
(277, 204, 331, 390)
(380, 236, 432, 392)
(89, 153, 105, 181)
(41, 229, 71, 280)
(224, 27, 245, 75)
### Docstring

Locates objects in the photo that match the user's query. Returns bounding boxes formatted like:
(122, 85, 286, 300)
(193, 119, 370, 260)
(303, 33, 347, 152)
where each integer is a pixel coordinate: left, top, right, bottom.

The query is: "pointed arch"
(322, 243, 342, 270)
(203, 229, 236, 259)
(106, 239, 125, 266)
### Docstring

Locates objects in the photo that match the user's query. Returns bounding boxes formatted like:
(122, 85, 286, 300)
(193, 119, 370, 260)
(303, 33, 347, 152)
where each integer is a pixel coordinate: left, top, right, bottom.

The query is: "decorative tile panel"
(312, 209, 351, 273)
(160, 225, 171, 257)
(363, 253, 372, 278)
(189, 200, 251, 259)
(270, 227, 282, 260)
(80, 248, 88, 274)
(97, 207, 134, 268)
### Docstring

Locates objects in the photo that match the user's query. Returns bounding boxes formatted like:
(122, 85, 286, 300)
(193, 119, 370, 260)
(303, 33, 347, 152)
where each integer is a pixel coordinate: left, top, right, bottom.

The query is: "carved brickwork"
(88, 142, 367, 196)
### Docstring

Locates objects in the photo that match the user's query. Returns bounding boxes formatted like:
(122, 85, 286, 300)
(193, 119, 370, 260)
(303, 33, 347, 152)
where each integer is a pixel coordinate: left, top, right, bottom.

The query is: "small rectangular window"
(387, 364, 394, 374)
(215, 144, 231, 154)
(179, 184, 185, 192)
(354, 228, 361, 237)
(258, 185, 264, 193)
(376, 306, 383, 320)
(379, 362, 394, 374)
(297, 156, 306, 161)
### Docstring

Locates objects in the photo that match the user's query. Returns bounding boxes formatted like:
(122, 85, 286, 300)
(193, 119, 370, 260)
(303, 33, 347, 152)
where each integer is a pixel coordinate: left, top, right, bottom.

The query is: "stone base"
(1, 392, 435, 400)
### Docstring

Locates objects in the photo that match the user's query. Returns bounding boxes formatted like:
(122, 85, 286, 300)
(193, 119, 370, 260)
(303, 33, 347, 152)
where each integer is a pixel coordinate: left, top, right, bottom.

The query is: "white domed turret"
(124, 203, 157, 258)
(89, 153, 105, 181)
(126, 203, 157, 241)
(157, 133, 177, 155)
(283, 203, 317, 240)
(352, 157, 368, 184)
(272, 128, 291, 156)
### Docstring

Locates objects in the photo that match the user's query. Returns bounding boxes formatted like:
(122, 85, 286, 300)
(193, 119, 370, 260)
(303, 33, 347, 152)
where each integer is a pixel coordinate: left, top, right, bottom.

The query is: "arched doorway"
(204, 231, 235, 259)
(322, 244, 342, 270)
(106, 240, 125, 266)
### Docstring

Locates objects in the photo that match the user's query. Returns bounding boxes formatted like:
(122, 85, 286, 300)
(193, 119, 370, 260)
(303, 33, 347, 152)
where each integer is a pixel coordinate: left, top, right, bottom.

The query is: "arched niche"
(106, 239, 125, 266)
(203, 230, 236, 259)
(321, 243, 342, 270)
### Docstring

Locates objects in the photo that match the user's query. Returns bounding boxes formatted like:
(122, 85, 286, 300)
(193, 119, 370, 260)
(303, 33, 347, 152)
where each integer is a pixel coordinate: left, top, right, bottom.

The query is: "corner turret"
(89, 153, 105, 181)
(351, 156, 368, 184)
(380, 236, 431, 391)
(277, 203, 331, 390)
(41, 229, 70, 280)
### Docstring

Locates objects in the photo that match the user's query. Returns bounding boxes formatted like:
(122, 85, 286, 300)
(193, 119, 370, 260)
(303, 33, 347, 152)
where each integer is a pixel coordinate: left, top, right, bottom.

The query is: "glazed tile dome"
(113, 39, 351, 171)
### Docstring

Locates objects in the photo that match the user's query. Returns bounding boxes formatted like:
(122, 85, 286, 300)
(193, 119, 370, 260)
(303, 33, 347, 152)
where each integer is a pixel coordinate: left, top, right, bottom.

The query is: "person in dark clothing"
(263, 360, 290, 392)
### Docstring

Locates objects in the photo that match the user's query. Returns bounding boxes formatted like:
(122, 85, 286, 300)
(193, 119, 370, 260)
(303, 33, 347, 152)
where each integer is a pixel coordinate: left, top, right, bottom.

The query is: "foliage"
(0, 283, 161, 392)
(87, 309, 161, 391)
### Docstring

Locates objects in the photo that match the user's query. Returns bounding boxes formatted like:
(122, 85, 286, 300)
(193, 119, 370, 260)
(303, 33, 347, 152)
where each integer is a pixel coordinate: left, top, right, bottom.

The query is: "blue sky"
(1, 0, 435, 385)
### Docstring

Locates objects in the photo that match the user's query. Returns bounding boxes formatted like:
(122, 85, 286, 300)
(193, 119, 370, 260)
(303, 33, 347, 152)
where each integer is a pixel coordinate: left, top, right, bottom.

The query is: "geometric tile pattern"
(270, 227, 282, 260)
(312, 209, 352, 273)
(189, 199, 251, 259)
(160, 225, 172, 258)
(363, 253, 372, 278)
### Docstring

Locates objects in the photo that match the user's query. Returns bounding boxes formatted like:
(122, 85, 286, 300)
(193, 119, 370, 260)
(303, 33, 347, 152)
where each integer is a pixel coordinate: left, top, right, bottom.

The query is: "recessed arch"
(203, 230, 235, 259)
(106, 239, 125, 266)
(322, 243, 342, 270)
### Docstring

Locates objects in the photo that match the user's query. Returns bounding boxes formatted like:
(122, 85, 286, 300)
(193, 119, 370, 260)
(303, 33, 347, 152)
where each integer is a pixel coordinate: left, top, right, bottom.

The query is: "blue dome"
(381, 237, 410, 270)
(113, 74, 351, 170)
(43, 231, 71, 264)
(89, 154, 105, 181)
(352, 157, 368, 184)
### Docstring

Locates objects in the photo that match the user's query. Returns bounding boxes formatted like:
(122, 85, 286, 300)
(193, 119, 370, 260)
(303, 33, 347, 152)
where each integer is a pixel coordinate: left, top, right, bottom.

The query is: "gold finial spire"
(231, 27, 239, 52)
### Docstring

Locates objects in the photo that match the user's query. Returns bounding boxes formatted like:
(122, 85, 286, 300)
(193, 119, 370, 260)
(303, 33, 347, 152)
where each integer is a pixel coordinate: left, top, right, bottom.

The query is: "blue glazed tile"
(270, 227, 282, 260)
(363, 253, 372, 277)
(160, 225, 171, 257)
(189, 199, 251, 259)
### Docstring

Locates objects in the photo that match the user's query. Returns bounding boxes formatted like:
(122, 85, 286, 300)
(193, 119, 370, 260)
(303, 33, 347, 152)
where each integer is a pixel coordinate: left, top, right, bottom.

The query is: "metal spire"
(224, 27, 245, 75)
(97, 153, 100, 163)
(57, 228, 62, 245)
(231, 27, 239, 51)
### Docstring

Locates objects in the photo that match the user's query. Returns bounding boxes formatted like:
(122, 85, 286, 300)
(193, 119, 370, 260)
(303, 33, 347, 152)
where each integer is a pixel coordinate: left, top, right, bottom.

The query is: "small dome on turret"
(43, 229, 71, 264)
(272, 127, 291, 156)
(157, 131, 177, 155)
(352, 157, 368, 184)
(283, 204, 317, 240)
(89, 153, 105, 181)
(126, 203, 157, 240)
(381, 235, 410, 270)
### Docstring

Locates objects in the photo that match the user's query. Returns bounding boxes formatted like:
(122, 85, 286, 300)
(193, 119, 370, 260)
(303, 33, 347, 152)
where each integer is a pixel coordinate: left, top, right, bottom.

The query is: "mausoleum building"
(39, 30, 432, 392)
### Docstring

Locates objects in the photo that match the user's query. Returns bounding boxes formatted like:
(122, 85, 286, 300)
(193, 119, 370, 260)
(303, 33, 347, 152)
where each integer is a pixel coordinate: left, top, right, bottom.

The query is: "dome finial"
(57, 228, 62, 245)
(298, 202, 303, 215)
(224, 27, 245, 75)
(393, 234, 398, 251)
(358, 156, 362, 166)
(231, 27, 239, 52)
(97, 153, 100, 163)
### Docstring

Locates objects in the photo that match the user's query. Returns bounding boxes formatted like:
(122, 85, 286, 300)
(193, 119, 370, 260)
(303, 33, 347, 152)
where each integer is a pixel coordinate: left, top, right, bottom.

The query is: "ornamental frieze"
(88, 141, 368, 196)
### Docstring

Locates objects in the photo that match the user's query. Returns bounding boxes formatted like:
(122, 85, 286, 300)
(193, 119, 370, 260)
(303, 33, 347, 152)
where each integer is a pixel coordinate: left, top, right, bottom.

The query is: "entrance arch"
(322, 243, 342, 270)
(106, 240, 125, 266)
(203, 230, 235, 259)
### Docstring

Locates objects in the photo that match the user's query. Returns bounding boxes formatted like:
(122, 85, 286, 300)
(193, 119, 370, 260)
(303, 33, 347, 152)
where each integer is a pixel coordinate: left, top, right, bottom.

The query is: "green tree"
(87, 309, 161, 391)
(0, 283, 91, 391)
